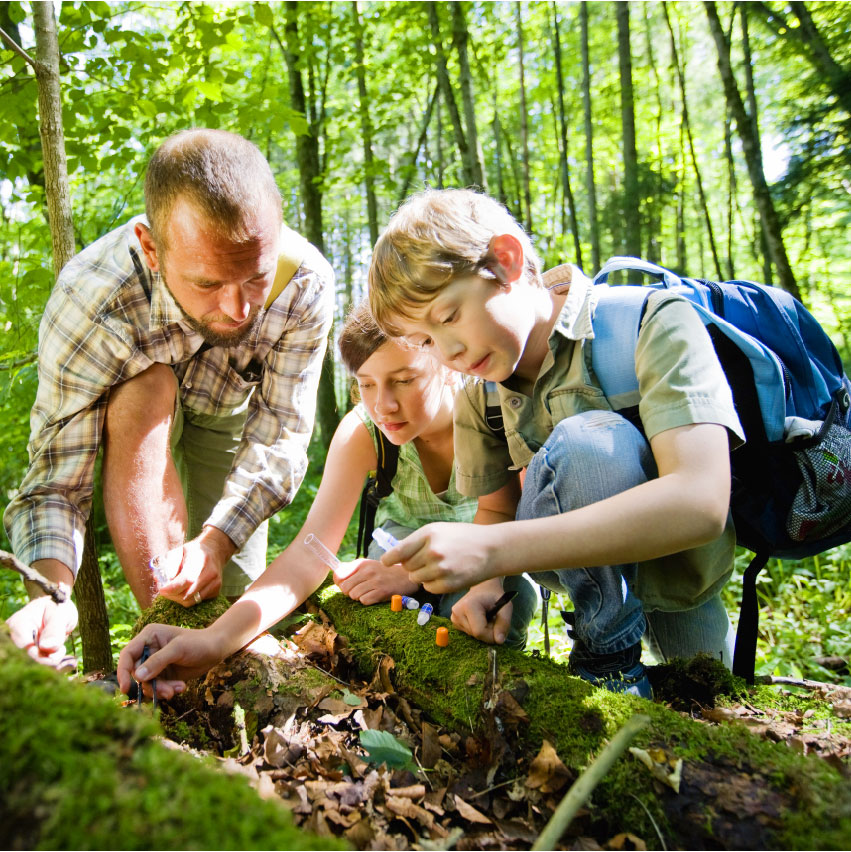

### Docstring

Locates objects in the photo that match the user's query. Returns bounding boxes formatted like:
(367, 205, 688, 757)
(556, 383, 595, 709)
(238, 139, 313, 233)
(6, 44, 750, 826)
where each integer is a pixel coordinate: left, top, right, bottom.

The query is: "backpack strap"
(356, 428, 401, 558)
(483, 381, 505, 437)
(264, 226, 308, 310)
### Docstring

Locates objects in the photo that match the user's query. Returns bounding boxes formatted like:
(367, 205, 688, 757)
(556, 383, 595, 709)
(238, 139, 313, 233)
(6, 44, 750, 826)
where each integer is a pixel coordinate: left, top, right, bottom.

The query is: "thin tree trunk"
(515, 2, 533, 234)
(427, 3, 473, 187)
(642, 3, 664, 265)
(279, 4, 339, 447)
(662, 2, 723, 280)
(615, 2, 641, 257)
(351, 2, 378, 247)
(30, 0, 112, 673)
(451, 1, 485, 189)
(579, 2, 600, 271)
(492, 91, 506, 206)
(397, 83, 439, 205)
(704, 1, 801, 301)
(551, 3, 583, 268)
(676, 113, 687, 272)
(723, 111, 736, 280)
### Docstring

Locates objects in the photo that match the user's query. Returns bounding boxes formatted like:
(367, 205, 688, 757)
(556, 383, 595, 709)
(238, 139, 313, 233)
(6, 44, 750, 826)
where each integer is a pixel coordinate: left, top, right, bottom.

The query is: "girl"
(118, 302, 535, 698)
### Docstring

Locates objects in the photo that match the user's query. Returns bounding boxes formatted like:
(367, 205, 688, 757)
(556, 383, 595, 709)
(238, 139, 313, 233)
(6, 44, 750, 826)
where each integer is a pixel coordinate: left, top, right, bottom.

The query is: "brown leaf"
(832, 699, 851, 718)
(495, 689, 530, 726)
(526, 739, 571, 793)
(607, 832, 647, 850)
(385, 794, 436, 830)
(453, 794, 493, 825)
(421, 721, 442, 769)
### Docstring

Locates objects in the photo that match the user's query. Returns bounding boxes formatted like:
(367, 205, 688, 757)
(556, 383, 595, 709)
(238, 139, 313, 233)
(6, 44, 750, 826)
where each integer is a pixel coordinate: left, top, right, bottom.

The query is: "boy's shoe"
(568, 640, 652, 699)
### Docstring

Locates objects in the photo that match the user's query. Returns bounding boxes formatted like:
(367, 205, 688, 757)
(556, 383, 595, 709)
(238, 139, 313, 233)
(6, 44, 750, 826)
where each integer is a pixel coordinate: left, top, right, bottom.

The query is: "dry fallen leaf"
(525, 739, 572, 793)
(454, 794, 493, 825)
(629, 746, 682, 794)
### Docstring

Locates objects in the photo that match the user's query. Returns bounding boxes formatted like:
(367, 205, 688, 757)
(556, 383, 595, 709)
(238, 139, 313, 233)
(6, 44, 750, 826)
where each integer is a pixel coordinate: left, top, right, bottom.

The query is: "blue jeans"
(518, 410, 735, 665)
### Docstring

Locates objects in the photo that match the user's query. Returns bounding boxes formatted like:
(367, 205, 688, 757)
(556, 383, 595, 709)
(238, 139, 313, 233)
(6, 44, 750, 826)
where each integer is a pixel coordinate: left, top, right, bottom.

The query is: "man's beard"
(164, 279, 264, 347)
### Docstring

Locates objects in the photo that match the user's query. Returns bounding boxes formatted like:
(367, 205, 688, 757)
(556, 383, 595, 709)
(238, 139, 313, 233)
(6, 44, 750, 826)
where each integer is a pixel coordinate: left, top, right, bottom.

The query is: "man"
(4, 128, 334, 667)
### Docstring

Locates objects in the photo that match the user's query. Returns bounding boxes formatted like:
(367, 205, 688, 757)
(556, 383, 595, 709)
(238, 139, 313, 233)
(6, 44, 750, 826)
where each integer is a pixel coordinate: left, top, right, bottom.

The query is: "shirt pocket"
(547, 386, 610, 427)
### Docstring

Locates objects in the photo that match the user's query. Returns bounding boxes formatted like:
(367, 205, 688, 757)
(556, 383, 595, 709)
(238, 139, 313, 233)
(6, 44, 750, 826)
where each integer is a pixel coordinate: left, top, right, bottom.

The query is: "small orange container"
(390, 594, 403, 612)
(435, 626, 450, 647)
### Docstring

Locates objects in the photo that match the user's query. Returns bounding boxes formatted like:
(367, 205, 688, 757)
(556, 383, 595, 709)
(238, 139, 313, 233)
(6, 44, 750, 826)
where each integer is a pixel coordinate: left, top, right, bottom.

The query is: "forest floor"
(98, 600, 851, 852)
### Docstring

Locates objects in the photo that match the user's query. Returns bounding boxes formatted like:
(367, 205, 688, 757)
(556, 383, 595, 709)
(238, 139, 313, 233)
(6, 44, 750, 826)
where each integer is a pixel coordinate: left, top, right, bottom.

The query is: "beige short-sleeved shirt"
(454, 264, 746, 611)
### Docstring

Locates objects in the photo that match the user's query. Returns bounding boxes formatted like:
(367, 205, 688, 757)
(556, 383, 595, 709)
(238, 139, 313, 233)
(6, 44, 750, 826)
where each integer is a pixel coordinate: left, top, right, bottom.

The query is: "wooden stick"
(531, 713, 650, 851)
(0, 550, 67, 603)
(756, 674, 839, 691)
(0, 26, 38, 71)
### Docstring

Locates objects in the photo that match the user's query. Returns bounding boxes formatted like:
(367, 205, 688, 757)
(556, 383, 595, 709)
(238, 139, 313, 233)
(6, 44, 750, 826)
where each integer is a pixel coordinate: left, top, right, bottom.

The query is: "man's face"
(137, 198, 280, 347)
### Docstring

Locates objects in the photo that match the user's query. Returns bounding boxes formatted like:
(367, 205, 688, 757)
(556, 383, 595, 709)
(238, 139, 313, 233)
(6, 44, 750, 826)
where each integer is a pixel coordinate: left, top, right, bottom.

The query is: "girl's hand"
(450, 579, 512, 645)
(333, 558, 419, 605)
(117, 623, 224, 700)
(380, 522, 497, 594)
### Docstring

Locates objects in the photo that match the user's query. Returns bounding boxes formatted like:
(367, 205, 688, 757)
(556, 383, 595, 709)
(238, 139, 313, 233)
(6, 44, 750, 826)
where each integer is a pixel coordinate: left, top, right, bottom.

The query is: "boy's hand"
(380, 522, 496, 594)
(117, 623, 222, 699)
(450, 579, 512, 645)
(333, 558, 419, 605)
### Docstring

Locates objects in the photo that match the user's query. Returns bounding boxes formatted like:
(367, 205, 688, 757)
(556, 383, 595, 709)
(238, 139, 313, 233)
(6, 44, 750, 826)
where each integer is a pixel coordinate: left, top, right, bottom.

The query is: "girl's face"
(355, 340, 452, 445)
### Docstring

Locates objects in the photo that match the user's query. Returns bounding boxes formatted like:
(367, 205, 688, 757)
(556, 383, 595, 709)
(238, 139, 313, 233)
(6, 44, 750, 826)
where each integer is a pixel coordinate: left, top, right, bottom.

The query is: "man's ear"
(485, 233, 524, 286)
(134, 222, 162, 273)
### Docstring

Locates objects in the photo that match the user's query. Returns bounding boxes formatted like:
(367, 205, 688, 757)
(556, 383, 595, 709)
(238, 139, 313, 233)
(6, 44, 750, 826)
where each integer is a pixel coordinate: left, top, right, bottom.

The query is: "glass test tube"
(304, 533, 341, 570)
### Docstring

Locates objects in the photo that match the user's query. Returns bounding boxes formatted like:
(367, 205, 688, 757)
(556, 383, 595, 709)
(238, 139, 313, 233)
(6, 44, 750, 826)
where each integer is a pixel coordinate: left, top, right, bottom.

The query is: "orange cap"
(435, 626, 449, 647)
(390, 594, 403, 612)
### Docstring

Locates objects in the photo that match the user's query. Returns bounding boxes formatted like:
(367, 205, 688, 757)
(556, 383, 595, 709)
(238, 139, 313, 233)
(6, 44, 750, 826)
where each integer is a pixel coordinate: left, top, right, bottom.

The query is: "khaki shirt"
(454, 264, 745, 611)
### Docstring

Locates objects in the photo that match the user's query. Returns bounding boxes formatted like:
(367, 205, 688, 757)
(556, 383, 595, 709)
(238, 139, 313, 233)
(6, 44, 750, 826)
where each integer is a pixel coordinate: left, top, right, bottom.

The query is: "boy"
(368, 189, 744, 696)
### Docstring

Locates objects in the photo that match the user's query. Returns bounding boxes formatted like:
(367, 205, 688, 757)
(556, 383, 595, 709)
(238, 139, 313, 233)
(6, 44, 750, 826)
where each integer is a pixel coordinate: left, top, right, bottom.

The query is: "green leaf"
(359, 730, 414, 770)
(342, 689, 361, 706)
(254, 4, 274, 27)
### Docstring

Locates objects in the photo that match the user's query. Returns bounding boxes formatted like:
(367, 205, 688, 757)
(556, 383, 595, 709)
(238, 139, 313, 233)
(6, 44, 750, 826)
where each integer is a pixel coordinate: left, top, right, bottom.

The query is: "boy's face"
(394, 274, 541, 383)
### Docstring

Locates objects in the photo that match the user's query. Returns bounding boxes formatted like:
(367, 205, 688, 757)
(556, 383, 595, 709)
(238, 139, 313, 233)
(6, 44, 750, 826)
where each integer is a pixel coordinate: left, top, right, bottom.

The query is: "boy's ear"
(485, 234, 524, 286)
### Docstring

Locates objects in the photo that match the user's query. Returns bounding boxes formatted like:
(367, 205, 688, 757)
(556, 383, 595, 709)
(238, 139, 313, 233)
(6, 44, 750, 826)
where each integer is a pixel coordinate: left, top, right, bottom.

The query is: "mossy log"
(0, 625, 345, 851)
(317, 588, 851, 851)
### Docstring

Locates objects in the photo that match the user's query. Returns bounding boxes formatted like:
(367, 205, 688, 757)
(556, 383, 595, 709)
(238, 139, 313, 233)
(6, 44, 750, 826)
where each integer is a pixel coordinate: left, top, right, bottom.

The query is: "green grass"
(2, 440, 850, 685)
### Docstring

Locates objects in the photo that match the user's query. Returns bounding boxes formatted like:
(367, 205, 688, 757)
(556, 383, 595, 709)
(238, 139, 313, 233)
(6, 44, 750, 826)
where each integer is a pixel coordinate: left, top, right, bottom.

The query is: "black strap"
(356, 429, 400, 558)
(732, 550, 770, 682)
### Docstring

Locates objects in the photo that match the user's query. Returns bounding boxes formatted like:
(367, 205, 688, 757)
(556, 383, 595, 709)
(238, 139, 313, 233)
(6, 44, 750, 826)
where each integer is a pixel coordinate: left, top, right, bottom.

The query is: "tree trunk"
(662, 2, 723, 280)
(551, 3, 583, 268)
(615, 2, 641, 257)
(492, 90, 507, 206)
(579, 2, 600, 271)
(514, 2, 533, 235)
(704, 1, 801, 301)
(351, 2, 378, 248)
(279, 3, 339, 448)
(450, 1, 485, 190)
(73, 515, 112, 672)
(427, 3, 473, 187)
(397, 83, 439, 205)
(642, 3, 664, 265)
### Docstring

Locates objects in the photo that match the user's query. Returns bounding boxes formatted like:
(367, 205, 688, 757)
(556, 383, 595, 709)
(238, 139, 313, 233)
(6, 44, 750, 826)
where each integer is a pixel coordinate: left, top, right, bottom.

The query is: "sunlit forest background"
(1, 1, 850, 681)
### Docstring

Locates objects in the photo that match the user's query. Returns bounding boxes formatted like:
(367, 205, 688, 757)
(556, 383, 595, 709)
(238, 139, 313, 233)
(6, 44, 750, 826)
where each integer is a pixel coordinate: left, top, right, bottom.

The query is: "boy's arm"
(382, 421, 730, 594)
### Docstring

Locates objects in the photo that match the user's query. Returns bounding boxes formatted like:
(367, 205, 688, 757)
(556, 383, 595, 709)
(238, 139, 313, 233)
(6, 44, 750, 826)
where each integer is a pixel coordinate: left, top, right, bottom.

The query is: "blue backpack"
(591, 257, 851, 680)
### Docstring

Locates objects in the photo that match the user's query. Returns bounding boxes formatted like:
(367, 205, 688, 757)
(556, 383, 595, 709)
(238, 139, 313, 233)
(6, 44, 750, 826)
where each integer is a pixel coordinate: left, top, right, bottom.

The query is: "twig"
(531, 714, 651, 851)
(0, 26, 38, 71)
(629, 792, 667, 851)
(0, 549, 67, 603)
(756, 674, 837, 691)
(468, 776, 520, 799)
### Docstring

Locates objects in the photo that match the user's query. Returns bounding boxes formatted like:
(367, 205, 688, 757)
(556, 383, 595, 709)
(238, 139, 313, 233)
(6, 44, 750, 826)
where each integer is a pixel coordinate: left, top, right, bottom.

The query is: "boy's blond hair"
(368, 189, 542, 336)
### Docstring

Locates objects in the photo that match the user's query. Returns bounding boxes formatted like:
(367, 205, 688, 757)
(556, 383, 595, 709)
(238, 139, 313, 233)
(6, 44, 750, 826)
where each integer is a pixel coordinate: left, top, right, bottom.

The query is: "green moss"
(318, 588, 851, 850)
(647, 653, 746, 711)
(0, 628, 346, 850)
(132, 594, 230, 636)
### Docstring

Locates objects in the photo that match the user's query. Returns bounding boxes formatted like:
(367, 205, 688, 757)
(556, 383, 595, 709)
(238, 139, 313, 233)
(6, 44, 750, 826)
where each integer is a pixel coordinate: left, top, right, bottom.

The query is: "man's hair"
(368, 188, 541, 336)
(144, 128, 282, 248)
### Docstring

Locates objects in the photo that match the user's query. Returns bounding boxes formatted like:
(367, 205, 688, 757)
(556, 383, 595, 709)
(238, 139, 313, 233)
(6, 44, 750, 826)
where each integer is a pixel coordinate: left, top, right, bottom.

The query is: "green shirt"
(356, 404, 476, 531)
(453, 264, 745, 611)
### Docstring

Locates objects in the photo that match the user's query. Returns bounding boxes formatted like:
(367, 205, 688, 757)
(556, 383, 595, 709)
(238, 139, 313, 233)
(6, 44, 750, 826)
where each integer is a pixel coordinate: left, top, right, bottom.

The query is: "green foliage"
(358, 729, 416, 771)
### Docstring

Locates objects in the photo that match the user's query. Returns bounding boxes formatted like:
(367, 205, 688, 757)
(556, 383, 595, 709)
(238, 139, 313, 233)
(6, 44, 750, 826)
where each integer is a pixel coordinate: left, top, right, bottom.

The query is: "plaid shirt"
(3, 215, 334, 575)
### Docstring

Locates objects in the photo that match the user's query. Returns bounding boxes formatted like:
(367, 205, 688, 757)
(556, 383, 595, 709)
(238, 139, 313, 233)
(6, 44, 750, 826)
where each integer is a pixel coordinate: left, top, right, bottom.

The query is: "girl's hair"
(338, 300, 388, 379)
(368, 188, 542, 336)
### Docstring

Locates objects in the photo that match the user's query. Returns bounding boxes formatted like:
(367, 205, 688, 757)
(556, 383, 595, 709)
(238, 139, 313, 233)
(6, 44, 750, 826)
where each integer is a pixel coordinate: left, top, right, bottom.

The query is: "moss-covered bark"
(317, 588, 851, 850)
(0, 625, 345, 851)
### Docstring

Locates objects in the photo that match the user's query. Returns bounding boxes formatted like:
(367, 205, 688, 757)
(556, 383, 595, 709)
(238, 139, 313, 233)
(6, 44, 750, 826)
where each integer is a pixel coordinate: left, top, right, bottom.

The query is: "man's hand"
(157, 526, 236, 606)
(8, 594, 78, 668)
(379, 522, 498, 594)
(333, 558, 419, 605)
(450, 579, 512, 645)
(117, 623, 223, 699)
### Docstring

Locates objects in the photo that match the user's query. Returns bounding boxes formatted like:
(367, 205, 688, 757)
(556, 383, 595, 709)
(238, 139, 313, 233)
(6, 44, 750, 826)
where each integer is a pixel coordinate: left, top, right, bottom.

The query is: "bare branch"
(0, 25, 38, 71)
(0, 550, 68, 603)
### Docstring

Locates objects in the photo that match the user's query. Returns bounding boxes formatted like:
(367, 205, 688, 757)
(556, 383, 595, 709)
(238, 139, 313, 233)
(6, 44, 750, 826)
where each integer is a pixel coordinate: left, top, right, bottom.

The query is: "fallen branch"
(532, 713, 650, 851)
(757, 674, 843, 691)
(0, 550, 67, 603)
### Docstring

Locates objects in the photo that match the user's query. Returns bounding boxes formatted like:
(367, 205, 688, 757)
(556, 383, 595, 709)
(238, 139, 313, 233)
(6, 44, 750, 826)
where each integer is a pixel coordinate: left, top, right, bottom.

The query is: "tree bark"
(514, 2, 533, 235)
(427, 3, 473, 188)
(551, 3, 583, 268)
(704, 1, 801, 301)
(450, 1, 485, 190)
(615, 2, 641, 257)
(351, 2, 379, 248)
(579, 2, 600, 271)
(278, 4, 339, 448)
(397, 83, 439, 205)
(642, 3, 664, 265)
(662, 2, 723, 280)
